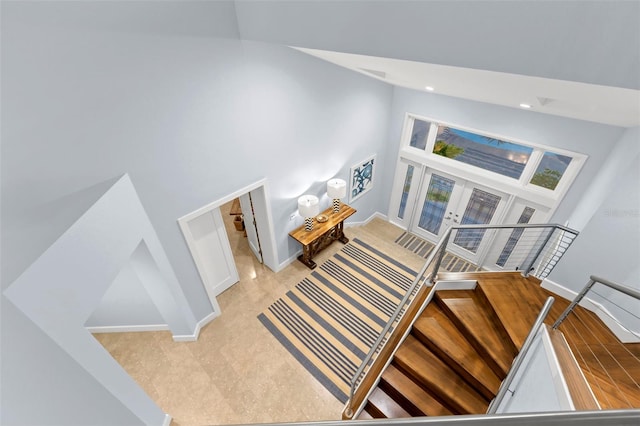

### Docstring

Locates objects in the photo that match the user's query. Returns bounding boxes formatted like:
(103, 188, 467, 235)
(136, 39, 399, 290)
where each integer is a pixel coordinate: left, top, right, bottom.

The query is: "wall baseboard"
(345, 211, 388, 228)
(86, 324, 169, 334)
(276, 249, 303, 273)
(542, 278, 639, 343)
(172, 310, 219, 342)
(162, 413, 172, 426)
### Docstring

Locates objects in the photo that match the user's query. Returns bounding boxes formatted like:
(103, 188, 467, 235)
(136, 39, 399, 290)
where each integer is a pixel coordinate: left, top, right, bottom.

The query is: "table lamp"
(327, 178, 347, 213)
(298, 195, 320, 231)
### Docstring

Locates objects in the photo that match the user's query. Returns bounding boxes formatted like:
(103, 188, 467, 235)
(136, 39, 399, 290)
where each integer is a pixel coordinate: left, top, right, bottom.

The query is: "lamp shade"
(327, 178, 347, 199)
(298, 195, 320, 218)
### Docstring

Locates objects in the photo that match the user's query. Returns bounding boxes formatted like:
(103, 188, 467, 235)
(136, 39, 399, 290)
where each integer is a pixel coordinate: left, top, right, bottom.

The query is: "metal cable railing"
(551, 276, 640, 409)
(445, 223, 578, 279)
(344, 223, 578, 418)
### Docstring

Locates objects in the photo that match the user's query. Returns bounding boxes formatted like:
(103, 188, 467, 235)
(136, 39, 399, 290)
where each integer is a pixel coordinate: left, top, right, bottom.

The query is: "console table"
(289, 204, 356, 269)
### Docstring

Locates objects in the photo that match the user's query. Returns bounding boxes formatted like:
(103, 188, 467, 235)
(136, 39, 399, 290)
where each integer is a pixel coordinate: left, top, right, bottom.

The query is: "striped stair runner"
(259, 238, 417, 403)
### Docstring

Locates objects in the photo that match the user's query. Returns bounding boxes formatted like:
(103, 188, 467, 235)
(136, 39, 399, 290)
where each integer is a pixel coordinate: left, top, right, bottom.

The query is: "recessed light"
(425, 86, 435, 91)
(520, 103, 532, 109)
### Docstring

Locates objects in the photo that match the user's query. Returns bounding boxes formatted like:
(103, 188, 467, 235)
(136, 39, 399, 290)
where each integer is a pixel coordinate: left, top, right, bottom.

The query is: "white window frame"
(397, 113, 587, 210)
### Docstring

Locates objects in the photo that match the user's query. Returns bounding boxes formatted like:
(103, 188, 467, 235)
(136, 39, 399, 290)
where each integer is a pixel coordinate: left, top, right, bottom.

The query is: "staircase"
(357, 272, 551, 419)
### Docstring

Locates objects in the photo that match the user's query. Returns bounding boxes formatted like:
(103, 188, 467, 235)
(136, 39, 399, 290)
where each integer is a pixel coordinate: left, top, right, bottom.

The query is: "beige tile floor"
(94, 205, 425, 426)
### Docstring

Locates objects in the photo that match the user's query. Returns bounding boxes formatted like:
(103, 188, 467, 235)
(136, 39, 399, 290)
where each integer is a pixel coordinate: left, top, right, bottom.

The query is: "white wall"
(3, 175, 188, 425)
(1, 2, 393, 323)
(548, 134, 640, 334)
(85, 262, 167, 330)
(2, 4, 393, 423)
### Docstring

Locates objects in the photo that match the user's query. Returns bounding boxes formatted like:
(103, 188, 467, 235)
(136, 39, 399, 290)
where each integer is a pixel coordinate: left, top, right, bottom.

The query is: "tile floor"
(94, 205, 424, 426)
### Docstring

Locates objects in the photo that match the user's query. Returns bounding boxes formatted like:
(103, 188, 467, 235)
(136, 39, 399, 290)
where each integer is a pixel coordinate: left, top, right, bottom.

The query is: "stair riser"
(411, 327, 497, 400)
(378, 379, 426, 417)
(393, 356, 489, 415)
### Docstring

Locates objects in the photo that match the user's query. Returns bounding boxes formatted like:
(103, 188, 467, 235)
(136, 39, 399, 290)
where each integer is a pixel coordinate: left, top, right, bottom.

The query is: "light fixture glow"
(425, 86, 435, 91)
(520, 103, 532, 109)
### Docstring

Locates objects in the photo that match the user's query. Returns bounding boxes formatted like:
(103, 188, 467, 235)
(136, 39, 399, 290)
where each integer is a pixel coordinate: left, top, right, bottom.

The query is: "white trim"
(540, 326, 575, 410)
(178, 178, 267, 223)
(162, 414, 172, 426)
(172, 310, 219, 342)
(277, 250, 303, 272)
(345, 211, 388, 228)
(433, 279, 478, 290)
(86, 324, 170, 334)
(177, 178, 279, 273)
(542, 278, 640, 343)
(392, 112, 587, 223)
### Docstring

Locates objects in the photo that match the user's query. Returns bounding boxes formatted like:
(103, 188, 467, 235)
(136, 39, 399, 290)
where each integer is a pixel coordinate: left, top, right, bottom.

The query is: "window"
(398, 114, 586, 206)
(432, 125, 533, 179)
(409, 119, 431, 150)
(529, 151, 572, 190)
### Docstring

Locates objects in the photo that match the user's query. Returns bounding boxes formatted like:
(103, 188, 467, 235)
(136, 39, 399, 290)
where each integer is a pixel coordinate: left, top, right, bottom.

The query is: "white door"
(186, 208, 239, 296)
(410, 169, 509, 263)
(239, 192, 263, 263)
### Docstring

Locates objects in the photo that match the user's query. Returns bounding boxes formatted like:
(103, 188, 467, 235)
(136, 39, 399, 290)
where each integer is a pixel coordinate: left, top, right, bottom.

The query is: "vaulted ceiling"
(9, 0, 639, 126)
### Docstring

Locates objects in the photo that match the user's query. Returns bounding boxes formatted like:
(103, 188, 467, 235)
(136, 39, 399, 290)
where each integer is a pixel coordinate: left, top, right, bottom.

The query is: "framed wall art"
(349, 154, 376, 203)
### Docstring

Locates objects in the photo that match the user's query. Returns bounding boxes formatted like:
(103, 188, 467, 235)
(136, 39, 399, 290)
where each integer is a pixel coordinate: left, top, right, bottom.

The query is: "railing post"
(520, 227, 555, 277)
(431, 228, 452, 279)
(551, 278, 596, 330)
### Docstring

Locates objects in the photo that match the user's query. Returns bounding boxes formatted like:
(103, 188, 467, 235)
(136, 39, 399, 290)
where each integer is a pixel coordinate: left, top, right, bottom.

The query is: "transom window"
(433, 125, 533, 179)
(403, 115, 584, 195)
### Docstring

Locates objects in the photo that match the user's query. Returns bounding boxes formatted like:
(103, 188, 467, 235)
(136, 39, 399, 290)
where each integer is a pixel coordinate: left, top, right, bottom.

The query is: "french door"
(409, 169, 509, 263)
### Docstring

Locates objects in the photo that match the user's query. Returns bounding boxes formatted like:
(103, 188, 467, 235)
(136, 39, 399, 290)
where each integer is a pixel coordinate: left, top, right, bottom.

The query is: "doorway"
(178, 179, 277, 310)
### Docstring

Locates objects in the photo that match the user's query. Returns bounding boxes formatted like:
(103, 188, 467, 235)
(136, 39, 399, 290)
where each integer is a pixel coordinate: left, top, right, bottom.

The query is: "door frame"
(177, 179, 278, 308)
(408, 168, 512, 263)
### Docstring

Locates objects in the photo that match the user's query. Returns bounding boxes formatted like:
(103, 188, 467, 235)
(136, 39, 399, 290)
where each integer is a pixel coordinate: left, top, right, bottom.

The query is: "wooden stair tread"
(548, 327, 600, 410)
(414, 305, 501, 399)
(436, 291, 517, 378)
(394, 335, 489, 414)
(365, 387, 412, 418)
(380, 364, 453, 417)
(477, 278, 545, 349)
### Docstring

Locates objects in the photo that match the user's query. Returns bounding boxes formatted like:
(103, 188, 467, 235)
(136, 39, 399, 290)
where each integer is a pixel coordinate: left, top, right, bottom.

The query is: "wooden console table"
(289, 204, 356, 269)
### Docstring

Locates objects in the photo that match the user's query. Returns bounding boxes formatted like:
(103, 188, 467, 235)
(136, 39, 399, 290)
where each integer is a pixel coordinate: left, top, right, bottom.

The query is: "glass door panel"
(418, 174, 455, 235)
(410, 169, 465, 243)
(453, 188, 502, 253)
